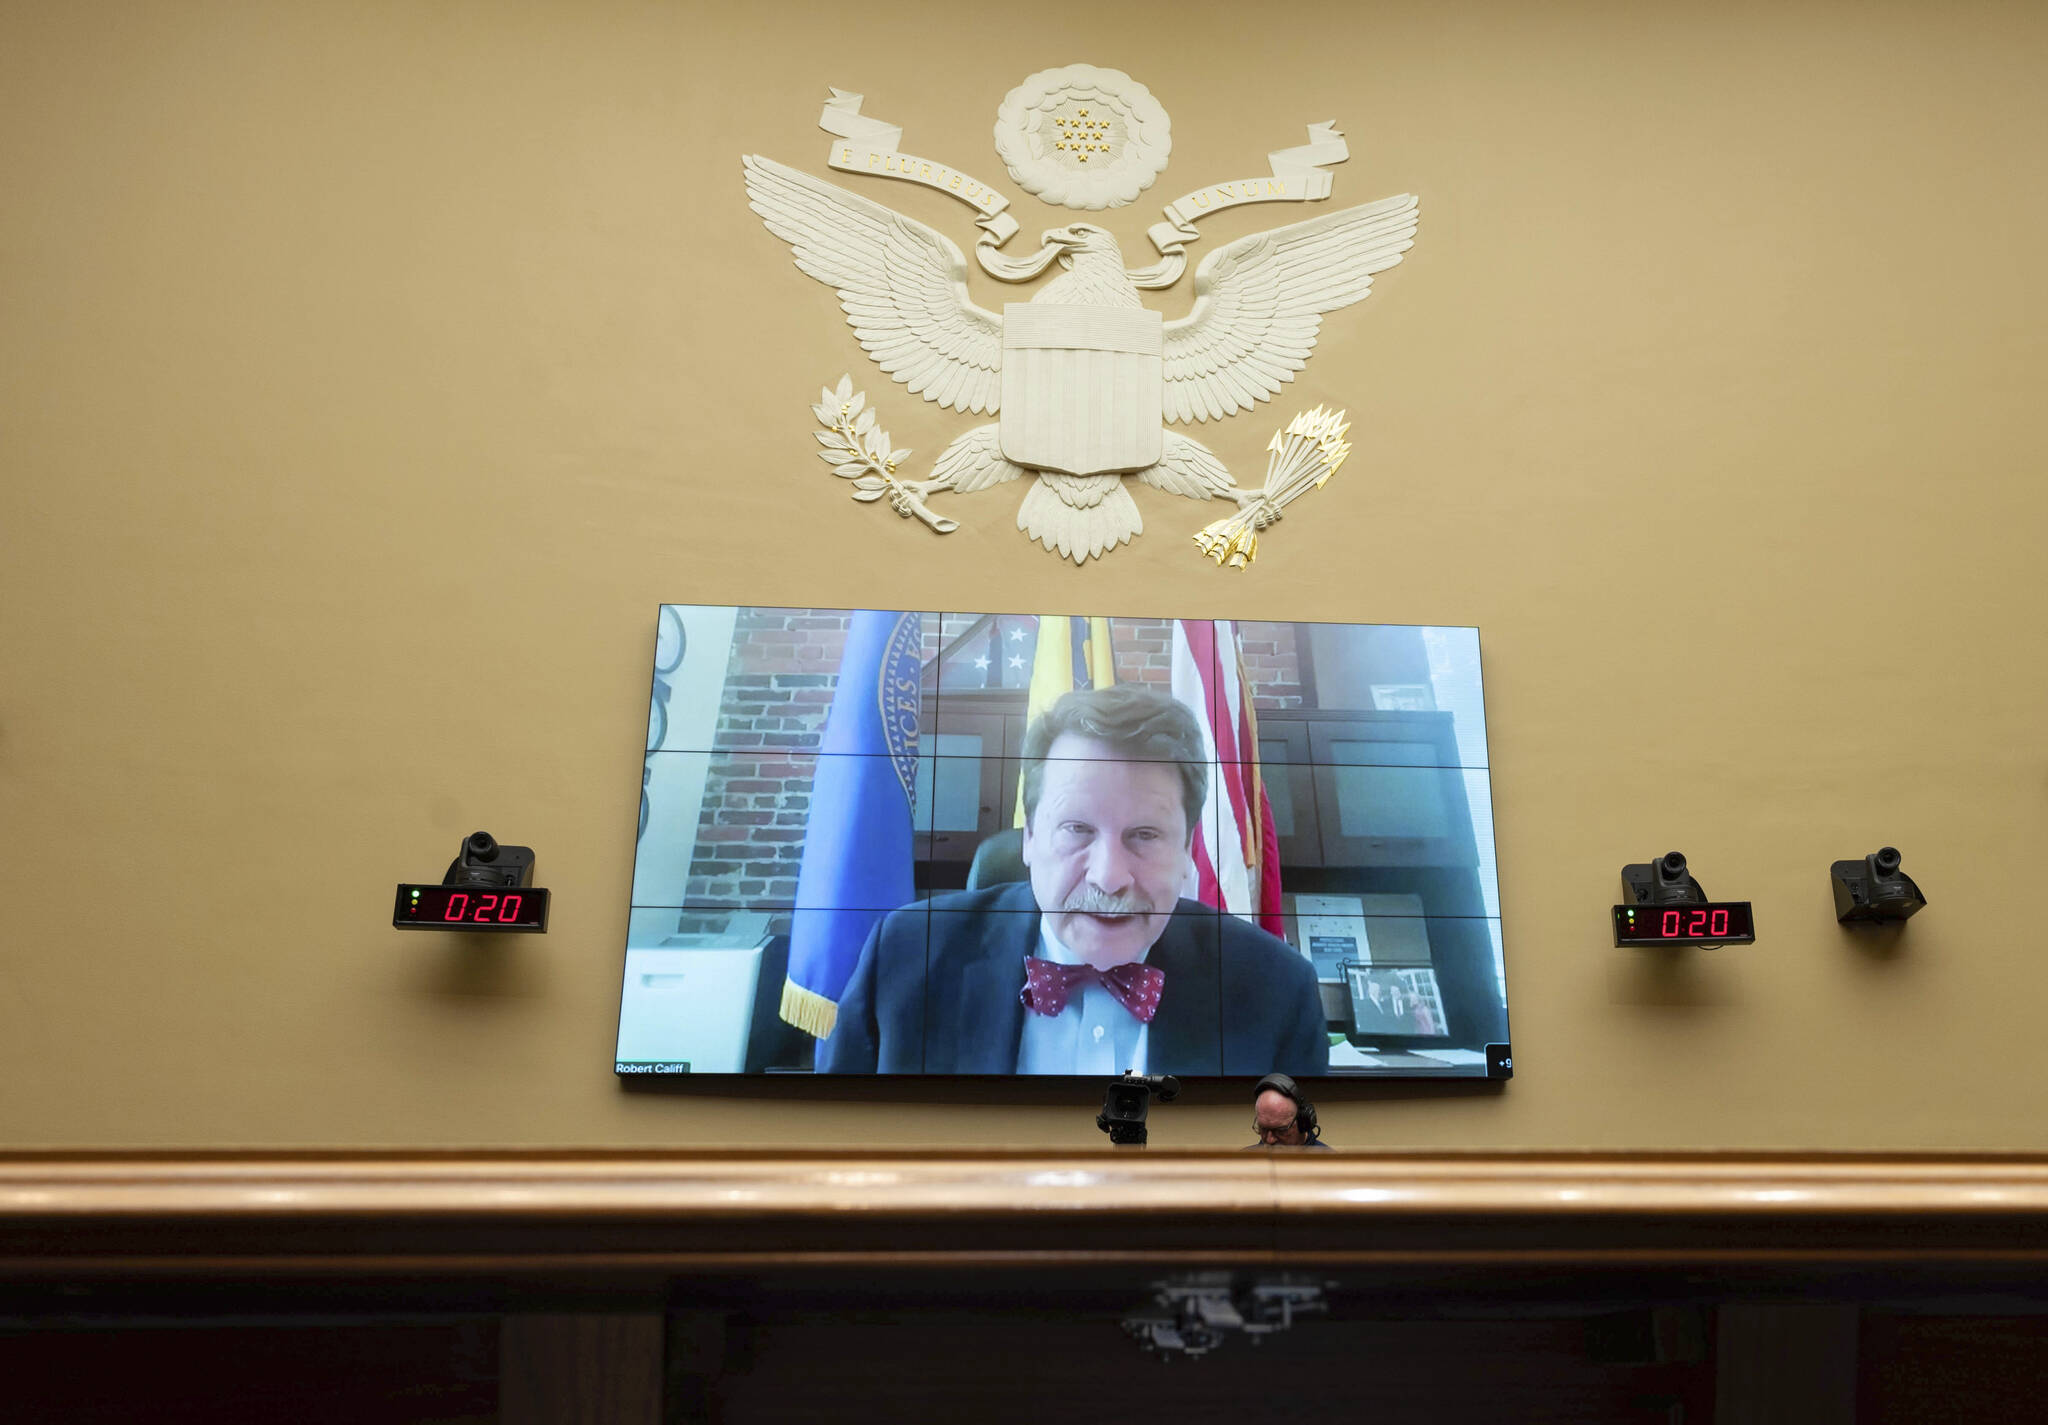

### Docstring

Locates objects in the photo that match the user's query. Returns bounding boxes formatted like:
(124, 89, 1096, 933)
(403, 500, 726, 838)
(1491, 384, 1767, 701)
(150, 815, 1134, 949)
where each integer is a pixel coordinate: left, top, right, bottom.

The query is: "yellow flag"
(1013, 616, 1116, 826)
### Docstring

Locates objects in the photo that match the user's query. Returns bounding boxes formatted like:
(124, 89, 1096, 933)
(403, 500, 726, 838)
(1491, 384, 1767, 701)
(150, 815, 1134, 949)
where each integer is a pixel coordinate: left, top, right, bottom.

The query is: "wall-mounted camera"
(1620, 850, 1706, 906)
(1614, 851, 1755, 947)
(394, 830, 550, 932)
(1831, 847, 1926, 924)
(444, 830, 534, 888)
(1096, 1072, 1180, 1147)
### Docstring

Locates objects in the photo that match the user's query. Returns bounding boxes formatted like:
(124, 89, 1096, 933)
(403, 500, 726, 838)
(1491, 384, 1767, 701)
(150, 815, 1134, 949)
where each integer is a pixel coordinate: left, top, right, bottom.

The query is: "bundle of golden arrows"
(1193, 406, 1353, 569)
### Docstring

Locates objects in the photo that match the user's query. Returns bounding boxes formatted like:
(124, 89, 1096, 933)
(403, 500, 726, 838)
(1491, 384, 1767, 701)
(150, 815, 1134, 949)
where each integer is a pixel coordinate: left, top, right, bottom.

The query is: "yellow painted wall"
(3, 0, 2043, 1149)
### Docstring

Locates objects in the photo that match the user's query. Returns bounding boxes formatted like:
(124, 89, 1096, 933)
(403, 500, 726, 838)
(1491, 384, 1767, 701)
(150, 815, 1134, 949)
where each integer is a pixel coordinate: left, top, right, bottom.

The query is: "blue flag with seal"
(779, 610, 921, 1043)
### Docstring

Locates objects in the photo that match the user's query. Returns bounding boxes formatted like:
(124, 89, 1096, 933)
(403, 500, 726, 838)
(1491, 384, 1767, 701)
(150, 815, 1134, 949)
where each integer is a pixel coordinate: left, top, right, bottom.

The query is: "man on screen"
(820, 684, 1329, 1076)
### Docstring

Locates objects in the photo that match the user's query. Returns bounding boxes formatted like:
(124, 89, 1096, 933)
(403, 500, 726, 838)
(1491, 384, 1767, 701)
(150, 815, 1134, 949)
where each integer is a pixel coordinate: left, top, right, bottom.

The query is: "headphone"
(1253, 1073, 1319, 1142)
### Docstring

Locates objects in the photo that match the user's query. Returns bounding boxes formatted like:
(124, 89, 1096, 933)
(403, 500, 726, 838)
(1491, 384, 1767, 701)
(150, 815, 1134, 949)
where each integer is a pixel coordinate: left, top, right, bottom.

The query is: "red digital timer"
(394, 883, 550, 932)
(1613, 901, 1755, 946)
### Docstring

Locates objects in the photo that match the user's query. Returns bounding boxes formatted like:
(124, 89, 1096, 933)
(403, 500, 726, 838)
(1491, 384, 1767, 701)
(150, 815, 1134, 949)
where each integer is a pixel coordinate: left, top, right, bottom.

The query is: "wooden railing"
(6, 1150, 2048, 1278)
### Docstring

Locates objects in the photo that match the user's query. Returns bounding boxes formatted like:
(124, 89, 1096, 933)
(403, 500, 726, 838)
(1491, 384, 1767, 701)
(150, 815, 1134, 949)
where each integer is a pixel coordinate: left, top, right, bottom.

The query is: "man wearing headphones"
(1248, 1073, 1332, 1149)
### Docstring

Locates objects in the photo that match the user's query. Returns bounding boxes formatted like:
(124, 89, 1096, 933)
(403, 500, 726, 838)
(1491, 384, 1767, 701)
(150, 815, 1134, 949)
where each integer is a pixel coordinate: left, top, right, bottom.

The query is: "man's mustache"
(1062, 887, 1157, 916)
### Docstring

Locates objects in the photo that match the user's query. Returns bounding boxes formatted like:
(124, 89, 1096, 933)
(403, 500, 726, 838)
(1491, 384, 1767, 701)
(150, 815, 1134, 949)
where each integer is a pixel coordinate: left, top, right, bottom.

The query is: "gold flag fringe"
(779, 980, 839, 1040)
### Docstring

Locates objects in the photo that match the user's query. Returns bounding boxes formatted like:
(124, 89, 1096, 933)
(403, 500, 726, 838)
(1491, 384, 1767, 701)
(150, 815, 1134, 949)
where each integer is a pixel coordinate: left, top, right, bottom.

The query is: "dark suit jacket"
(819, 882, 1330, 1076)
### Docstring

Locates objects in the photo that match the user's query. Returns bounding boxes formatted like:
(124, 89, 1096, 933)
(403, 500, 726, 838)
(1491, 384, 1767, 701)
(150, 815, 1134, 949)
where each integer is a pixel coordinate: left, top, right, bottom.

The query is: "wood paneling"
(0, 1321, 496, 1425)
(1716, 1304, 1859, 1425)
(708, 1313, 1707, 1425)
(500, 1313, 662, 1425)
(1859, 1316, 2048, 1425)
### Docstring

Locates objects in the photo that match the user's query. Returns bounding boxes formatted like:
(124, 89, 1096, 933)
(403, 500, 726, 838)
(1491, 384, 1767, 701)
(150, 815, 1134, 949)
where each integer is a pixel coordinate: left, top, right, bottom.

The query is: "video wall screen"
(619, 607, 1507, 1078)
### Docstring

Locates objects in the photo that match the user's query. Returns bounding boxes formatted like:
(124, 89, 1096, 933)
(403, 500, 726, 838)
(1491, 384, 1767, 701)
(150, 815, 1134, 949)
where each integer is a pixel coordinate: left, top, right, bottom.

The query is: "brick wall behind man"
(1237, 622, 1306, 710)
(677, 609, 845, 929)
(1107, 619, 1306, 710)
(676, 609, 949, 933)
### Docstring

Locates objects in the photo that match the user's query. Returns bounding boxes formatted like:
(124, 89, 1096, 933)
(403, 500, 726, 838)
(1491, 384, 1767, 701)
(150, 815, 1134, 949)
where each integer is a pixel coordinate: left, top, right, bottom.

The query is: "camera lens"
(1659, 851, 1688, 877)
(466, 832, 499, 861)
(1873, 847, 1902, 877)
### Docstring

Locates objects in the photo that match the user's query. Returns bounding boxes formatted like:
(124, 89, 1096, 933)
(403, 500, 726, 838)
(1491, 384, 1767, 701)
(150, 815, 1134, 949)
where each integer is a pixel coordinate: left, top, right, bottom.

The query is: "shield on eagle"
(998, 304, 1163, 476)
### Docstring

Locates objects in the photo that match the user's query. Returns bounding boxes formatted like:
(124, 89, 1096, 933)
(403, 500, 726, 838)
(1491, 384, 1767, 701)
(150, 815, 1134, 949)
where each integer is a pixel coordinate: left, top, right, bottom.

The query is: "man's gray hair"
(1020, 684, 1209, 838)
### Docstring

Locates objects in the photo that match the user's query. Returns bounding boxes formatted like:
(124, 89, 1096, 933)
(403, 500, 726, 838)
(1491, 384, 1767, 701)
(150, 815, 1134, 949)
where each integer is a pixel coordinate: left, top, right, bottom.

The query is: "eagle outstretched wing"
(742, 155, 1005, 415)
(1160, 193, 1419, 424)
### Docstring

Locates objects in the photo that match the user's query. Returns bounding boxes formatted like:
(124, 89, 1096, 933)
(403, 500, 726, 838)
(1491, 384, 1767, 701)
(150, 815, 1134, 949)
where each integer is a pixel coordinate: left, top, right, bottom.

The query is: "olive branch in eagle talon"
(811, 374, 957, 534)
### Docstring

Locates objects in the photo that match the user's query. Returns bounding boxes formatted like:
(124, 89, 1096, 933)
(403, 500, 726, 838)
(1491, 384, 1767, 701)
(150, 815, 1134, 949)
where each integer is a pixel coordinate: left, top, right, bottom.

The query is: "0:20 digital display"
(1613, 901, 1755, 946)
(393, 884, 550, 932)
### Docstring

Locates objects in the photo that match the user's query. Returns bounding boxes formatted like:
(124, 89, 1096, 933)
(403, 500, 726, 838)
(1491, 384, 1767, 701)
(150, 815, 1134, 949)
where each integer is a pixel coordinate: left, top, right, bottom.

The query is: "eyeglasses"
(1253, 1118, 1300, 1142)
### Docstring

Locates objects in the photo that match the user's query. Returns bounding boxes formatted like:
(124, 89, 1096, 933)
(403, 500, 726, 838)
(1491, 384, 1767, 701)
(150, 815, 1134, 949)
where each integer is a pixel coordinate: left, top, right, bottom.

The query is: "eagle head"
(1041, 223, 1123, 265)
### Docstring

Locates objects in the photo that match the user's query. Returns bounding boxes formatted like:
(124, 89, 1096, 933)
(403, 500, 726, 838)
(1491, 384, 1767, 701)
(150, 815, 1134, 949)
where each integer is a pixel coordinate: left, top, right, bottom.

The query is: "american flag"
(1170, 619, 1285, 937)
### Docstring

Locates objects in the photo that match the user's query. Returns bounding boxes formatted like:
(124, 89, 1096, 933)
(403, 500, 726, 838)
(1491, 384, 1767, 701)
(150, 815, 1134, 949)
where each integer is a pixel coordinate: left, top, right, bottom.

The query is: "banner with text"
(818, 90, 1019, 248)
(1133, 122, 1350, 283)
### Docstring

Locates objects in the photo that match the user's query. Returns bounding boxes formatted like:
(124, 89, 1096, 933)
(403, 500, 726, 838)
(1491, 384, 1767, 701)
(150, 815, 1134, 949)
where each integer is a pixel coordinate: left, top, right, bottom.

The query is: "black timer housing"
(1614, 901, 1756, 946)
(1614, 850, 1754, 947)
(394, 830, 550, 932)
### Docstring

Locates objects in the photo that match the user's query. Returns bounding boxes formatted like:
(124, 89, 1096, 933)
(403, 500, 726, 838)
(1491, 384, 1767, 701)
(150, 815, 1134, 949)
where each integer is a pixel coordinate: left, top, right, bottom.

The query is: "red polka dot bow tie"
(1019, 957, 1165, 1024)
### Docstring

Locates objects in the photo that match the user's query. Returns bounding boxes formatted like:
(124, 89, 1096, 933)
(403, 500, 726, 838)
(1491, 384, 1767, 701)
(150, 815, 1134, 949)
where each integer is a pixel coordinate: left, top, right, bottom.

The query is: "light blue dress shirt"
(1014, 919, 1151, 1075)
